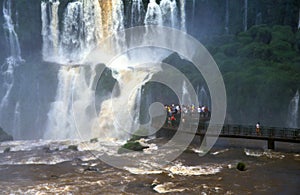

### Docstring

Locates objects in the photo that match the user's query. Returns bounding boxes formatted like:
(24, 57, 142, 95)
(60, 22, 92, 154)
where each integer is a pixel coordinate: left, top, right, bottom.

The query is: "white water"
(144, 0, 163, 26)
(92, 65, 158, 140)
(160, 0, 178, 28)
(12, 102, 21, 139)
(286, 90, 299, 128)
(111, 0, 125, 53)
(44, 67, 79, 139)
(198, 86, 210, 108)
(131, 0, 145, 27)
(43, 0, 186, 140)
(0, 0, 23, 138)
(41, 0, 60, 62)
(179, 0, 186, 32)
(41, 0, 102, 64)
(182, 80, 191, 106)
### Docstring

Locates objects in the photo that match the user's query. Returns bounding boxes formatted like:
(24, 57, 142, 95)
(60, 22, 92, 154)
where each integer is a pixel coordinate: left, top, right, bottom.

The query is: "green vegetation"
(68, 145, 78, 151)
(90, 138, 98, 143)
(118, 140, 149, 154)
(236, 162, 246, 171)
(118, 129, 150, 154)
(208, 25, 300, 126)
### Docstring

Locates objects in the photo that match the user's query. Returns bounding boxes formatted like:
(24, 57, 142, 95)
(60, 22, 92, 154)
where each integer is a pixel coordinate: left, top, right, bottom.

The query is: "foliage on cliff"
(207, 25, 300, 125)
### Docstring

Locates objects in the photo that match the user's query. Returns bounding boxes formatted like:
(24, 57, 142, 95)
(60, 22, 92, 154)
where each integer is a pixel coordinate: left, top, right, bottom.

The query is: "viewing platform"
(156, 118, 300, 150)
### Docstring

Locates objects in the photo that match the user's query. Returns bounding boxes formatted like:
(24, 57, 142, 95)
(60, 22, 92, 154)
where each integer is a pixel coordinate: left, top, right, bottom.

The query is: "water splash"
(42, 0, 186, 140)
(44, 67, 79, 139)
(286, 90, 299, 128)
(144, 0, 163, 26)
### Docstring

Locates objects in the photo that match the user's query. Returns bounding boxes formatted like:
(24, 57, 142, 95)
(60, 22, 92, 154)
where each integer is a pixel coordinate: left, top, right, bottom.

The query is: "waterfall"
(92, 65, 157, 140)
(41, 0, 60, 62)
(144, 0, 163, 25)
(179, 0, 186, 32)
(41, 0, 103, 64)
(41, 0, 186, 140)
(12, 102, 20, 139)
(243, 0, 248, 32)
(160, 0, 178, 28)
(182, 80, 191, 106)
(0, 0, 23, 138)
(111, 0, 125, 52)
(130, 0, 145, 27)
(225, 0, 229, 34)
(192, 0, 195, 25)
(286, 90, 299, 128)
(198, 86, 210, 109)
(59, 1, 84, 63)
(2, 0, 22, 60)
(44, 67, 79, 139)
(298, 8, 300, 29)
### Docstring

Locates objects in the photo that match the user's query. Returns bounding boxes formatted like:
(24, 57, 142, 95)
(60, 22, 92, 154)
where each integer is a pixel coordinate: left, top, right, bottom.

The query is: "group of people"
(164, 104, 210, 127)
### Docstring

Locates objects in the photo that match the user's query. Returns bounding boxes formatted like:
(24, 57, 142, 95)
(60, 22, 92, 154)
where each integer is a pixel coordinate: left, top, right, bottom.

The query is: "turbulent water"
(41, 0, 186, 140)
(0, 137, 299, 194)
(0, 1, 299, 194)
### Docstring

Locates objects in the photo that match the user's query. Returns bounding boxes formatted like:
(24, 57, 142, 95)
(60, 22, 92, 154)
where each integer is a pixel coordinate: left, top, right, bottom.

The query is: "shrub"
(236, 162, 246, 171)
(118, 141, 149, 154)
(90, 138, 98, 143)
(68, 145, 78, 151)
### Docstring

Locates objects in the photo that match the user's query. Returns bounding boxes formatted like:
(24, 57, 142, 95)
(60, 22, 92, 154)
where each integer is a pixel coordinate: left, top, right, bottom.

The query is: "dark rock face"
(0, 127, 13, 142)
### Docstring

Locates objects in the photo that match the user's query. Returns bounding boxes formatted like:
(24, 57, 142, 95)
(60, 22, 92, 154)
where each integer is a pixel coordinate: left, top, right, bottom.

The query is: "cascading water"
(44, 67, 79, 139)
(198, 86, 210, 108)
(12, 101, 20, 139)
(41, 0, 60, 62)
(42, 0, 187, 140)
(160, 0, 178, 28)
(182, 80, 191, 106)
(111, 0, 125, 53)
(43, 0, 104, 139)
(286, 90, 299, 128)
(179, 0, 186, 32)
(130, 0, 145, 27)
(0, 0, 23, 139)
(144, 0, 163, 26)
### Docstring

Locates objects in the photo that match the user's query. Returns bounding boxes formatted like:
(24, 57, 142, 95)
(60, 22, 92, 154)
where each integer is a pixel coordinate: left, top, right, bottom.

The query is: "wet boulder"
(0, 127, 13, 142)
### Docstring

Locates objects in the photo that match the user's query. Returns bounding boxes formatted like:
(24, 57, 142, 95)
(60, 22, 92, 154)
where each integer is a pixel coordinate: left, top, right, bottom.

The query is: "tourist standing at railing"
(256, 122, 261, 135)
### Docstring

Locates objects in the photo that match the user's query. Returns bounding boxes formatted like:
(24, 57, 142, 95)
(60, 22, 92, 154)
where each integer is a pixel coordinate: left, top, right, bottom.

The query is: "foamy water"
(0, 138, 299, 194)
